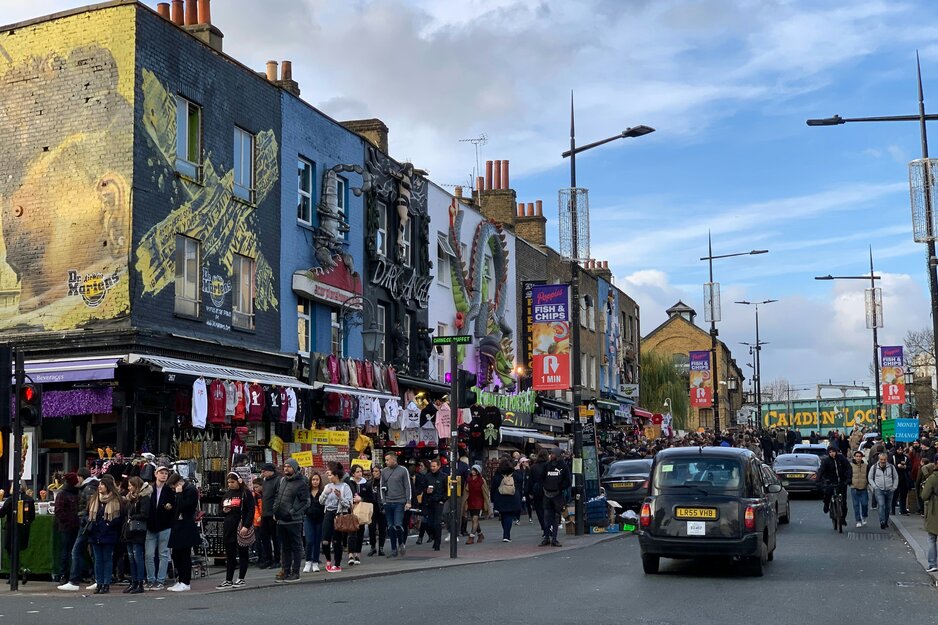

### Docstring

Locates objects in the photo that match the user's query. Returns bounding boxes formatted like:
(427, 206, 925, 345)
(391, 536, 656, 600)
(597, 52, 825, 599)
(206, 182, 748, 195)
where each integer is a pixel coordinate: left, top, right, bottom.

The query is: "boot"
(466, 534, 475, 545)
(477, 531, 485, 543)
(130, 582, 144, 594)
(123, 581, 136, 594)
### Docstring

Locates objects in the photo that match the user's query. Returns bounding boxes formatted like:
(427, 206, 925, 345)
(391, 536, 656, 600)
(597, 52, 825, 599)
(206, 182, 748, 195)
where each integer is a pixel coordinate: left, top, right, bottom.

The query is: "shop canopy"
(126, 354, 314, 389)
(19, 355, 122, 384)
(501, 426, 560, 444)
(313, 382, 398, 401)
(632, 407, 654, 420)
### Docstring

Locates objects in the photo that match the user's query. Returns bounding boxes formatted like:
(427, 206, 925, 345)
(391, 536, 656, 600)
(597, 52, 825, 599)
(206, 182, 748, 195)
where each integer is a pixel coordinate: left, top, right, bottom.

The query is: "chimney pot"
(485, 161, 493, 191)
(281, 60, 293, 81)
(184, 0, 197, 25)
(171, 0, 184, 24)
(502, 160, 510, 189)
(454, 186, 463, 198)
(197, 0, 211, 24)
(493, 160, 502, 189)
(604, 261, 609, 269)
(527, 202, 535, 217)
(266, 60, 278, 82)
(518, 202, 525, 217)
(536, 199, 543, 216)
(157, 2, 171, 19)
(476, 176, 484, 192)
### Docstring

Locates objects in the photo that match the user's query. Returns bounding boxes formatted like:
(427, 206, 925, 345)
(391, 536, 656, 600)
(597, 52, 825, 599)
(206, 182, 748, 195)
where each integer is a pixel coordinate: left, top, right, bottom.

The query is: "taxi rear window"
(653, 458, 744, 491)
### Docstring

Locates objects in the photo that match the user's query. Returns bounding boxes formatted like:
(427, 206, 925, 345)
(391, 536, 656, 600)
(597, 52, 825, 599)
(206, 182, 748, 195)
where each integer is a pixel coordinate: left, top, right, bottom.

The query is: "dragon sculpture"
(447, 198, 515, 387)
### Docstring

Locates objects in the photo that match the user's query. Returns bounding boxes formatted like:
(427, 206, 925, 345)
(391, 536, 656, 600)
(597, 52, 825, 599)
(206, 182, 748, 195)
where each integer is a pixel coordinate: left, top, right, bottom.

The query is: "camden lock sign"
(370, 257, 431, 308)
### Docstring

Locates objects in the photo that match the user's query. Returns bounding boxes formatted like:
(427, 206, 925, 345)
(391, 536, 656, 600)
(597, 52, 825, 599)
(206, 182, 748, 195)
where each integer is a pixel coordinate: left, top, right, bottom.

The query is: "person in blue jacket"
(85, 474, 125, 594)
(490, 457, 525, 542)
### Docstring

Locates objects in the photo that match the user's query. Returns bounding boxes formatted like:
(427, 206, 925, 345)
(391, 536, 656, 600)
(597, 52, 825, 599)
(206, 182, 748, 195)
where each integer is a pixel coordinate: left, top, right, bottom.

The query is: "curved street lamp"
(340, 295, 382, 361)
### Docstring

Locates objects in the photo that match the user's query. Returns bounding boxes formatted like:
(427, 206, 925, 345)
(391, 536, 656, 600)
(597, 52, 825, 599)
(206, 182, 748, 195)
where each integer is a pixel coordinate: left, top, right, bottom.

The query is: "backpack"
(498, 474, 516, 496)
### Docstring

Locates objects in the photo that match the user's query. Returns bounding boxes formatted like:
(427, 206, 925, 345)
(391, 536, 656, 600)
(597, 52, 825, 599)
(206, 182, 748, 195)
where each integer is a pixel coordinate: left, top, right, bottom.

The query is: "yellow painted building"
(642, 301, 746, 431)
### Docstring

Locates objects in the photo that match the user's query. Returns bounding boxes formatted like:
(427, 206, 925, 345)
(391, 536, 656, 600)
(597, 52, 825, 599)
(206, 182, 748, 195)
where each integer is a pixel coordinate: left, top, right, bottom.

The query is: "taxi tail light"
(744, 505, 756, 531)
(640, 503, 652, 527)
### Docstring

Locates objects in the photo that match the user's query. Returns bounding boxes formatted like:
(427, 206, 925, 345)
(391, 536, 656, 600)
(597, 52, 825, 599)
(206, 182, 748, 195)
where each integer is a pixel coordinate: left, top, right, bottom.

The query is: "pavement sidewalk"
(890, 512, 938, 581)
(1, 517, 627, 595)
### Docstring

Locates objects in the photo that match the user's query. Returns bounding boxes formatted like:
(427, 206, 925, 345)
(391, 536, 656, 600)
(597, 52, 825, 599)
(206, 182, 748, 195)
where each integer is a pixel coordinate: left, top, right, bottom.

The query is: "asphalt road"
(4, 498, 937, 624)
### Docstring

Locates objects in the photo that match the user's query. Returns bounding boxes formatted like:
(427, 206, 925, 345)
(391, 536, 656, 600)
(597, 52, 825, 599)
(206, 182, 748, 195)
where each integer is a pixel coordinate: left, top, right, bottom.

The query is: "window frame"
(233, 126, 256, 203)
(376, 201, 388, 257)
(297, 158, 314, 225)
(376, 303, 387, 362)
(231, 253, 256, 330)
(174, 234, 201, 318)
(175, 95, 202, 181)
(437, 242, 450, 286)
(297, 298, 311, 356)
(436, 322, 448, 381)
(401, 219, 412, 267)
(330, 308, 345, 357)
(404, 311, 414, 363)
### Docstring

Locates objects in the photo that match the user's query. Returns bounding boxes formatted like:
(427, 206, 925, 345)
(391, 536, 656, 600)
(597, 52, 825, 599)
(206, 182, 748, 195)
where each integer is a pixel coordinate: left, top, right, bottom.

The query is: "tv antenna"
(459, 133, 487, 182)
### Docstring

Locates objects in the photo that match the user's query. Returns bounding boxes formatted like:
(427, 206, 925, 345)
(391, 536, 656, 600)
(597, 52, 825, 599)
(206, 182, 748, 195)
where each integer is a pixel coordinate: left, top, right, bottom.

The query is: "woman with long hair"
(463, 464, 491, 544)
(123, 476, 151, 594)
(367, 465, 387, 556)
(303, 471, 325, 573)
(490, 457, 525, 542)
(319, 462, 353, 573)
(86, 474, 124, 594)
(346, 464, 373, 566)
(216, 472, 255, 589)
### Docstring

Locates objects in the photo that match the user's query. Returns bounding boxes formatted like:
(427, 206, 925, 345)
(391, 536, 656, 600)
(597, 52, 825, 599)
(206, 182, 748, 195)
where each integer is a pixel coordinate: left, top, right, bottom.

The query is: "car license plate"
(612, 481, 634, 489)
(687, 521, 706, 536)
(675, 507, 718, 520)
(785, 473, 806, 479)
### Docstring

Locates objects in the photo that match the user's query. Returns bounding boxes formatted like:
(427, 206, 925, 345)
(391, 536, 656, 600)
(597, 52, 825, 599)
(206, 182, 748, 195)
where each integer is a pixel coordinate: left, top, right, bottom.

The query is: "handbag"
(334, 511, 360, 533)
(127, 519, 147, 534)
(237, 522, 256, 547)
(353, 501, 374, 525)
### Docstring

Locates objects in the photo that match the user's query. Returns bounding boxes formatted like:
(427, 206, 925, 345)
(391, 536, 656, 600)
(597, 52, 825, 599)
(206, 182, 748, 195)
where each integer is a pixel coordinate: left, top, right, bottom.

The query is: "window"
(437, 233, 455, 286)
(175, 96, 201, 179)
(404, 312, 414, 363)
(482, 252, 494, 297)
(672, 353, 690, 375)
(375, 201, 388, 256)
(233, 127, 255, 202)
(436, 322, 448, 381)
(401, 220, 412, 267)
(232, 254, 255, 330)
(174, 235, 200, 317)
(581, 353, 588, 386)
(297, 299, 311, 355)
(580, 296, 588, 328)
(336, 177, 347, 220)
(331, 309, 344, 357)
(297, 159, 313, 224)
(589, 355, 596, 389)
(588, 300, 596, 331)
(376, 304, 387, 362)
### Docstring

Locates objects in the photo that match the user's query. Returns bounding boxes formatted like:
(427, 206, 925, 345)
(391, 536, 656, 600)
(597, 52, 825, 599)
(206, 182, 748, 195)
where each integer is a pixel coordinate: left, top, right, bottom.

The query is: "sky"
(6, 0, 938, 400)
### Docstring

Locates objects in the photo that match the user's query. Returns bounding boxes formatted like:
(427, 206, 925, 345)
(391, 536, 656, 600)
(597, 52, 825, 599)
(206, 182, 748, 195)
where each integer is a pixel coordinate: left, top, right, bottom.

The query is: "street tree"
(761, 378, 794, 402)
(640, 349, 690, 431)
(905, 328, 936, 421)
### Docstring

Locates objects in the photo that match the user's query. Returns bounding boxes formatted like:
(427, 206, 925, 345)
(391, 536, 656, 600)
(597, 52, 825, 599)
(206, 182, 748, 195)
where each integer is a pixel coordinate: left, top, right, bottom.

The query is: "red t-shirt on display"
(208, 379, 227, 424)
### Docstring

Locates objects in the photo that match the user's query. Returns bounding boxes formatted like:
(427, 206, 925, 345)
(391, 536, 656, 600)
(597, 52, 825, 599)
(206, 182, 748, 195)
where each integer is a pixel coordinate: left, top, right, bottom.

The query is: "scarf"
(90, 490, 122, 522)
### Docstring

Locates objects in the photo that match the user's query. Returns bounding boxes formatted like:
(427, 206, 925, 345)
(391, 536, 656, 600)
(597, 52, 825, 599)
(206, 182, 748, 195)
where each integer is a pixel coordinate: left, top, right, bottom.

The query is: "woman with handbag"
(347, 464, 374, 566)
(123, 476, 152, 594)
(86, 475, 125, 594)
(319, 462, 353, 573)
(216, 472, 255, 589)
(368, 465, 387, 557)
(303, 472, 325, 573)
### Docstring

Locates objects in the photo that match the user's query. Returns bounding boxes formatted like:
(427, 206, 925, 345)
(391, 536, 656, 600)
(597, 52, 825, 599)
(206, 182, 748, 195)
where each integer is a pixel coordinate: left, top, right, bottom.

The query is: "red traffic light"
(22, 385, 36, 402)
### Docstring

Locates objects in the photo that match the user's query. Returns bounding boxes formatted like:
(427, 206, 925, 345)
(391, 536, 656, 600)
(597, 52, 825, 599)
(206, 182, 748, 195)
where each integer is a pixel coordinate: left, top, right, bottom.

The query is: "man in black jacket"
(145, 464, 175, 590)
(258, 463, 280, 569)
(273, 458, 309, 582)
(527, 451, 550, 542)
(541, 452, 571, 547)
(424, 459, 448, 551)
(819, 445, 852, 523)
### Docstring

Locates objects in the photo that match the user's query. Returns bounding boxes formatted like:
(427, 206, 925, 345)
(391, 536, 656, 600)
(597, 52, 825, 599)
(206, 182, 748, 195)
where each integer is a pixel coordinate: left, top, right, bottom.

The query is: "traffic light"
(19, 383, 41, 427)
(0, 344, 9, 428)
(456, 369, 477, 408)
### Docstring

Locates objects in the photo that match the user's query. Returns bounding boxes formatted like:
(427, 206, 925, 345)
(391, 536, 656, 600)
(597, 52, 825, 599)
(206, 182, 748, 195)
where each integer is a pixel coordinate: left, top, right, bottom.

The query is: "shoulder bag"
(237, 522, 256, 547)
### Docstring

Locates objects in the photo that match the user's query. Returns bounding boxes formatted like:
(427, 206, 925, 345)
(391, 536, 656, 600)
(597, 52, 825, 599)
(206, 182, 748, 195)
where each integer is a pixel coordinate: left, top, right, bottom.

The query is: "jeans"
(893, 480, 909, 515)
(58, 528, 78, 581)
(321, 510, 346, 566)
(278, 523, 303, 575)
(91, 543, 114, 586)
(499, 511, 516, 539)
(145, 528, 171, 584)
(68, 528, 91, 584)
(874, 489, 894, 526)
(928, 532, 937, 569)
(850, 488, 869, 522)
(304, 517, 323, 562)
(384, 502, 406, 551)
(426, 502, 445, 548)
(126, 542, 146, 583)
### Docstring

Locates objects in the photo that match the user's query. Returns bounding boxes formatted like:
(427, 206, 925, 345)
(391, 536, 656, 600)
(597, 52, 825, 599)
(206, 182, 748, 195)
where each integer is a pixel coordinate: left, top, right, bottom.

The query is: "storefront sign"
(369, 257, 431, 308)
(688, 351, 712, 408)
(531, 284, 571, 391)
(761, 398, 877, 433)
(474, 388, 536, 413)
(292, 256, 363, 308)
(295, 428, 350, 446)
(890, 418, 919, 442)
(619, 384, 639, 400)
(202, 266, 232, 331)
(291, 451, 314, 467)
(880, 346, 905, 405)
(351, 458, 372, 471)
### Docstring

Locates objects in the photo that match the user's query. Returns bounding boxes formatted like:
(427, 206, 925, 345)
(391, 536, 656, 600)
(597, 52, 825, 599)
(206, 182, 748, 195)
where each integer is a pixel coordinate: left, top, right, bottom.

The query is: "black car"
(638, 447, 780, 577)
(773, 454, 823, 495)
(600, 459, 653, 510)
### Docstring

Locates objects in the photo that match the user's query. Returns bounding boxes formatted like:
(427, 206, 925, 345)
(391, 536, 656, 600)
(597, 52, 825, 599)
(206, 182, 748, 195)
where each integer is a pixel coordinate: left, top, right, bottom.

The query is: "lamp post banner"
(531, 284, 571, 390)
(880, 346, 906, 405)
(689, 350, 712, 408)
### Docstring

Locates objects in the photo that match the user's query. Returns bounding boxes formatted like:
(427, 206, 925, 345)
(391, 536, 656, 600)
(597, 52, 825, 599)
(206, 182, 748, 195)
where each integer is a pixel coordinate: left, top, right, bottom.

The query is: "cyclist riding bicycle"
(818, 445, 852, 523)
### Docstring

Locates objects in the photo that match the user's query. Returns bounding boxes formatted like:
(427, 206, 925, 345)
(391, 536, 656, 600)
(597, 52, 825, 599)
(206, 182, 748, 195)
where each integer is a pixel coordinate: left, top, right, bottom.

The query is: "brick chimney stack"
(515, 198, 547, 245)
(341, 119, 390, 154)
(477, 159, 517, 229)
(182, 0, 224, 52)
(586, 259, 613, 281)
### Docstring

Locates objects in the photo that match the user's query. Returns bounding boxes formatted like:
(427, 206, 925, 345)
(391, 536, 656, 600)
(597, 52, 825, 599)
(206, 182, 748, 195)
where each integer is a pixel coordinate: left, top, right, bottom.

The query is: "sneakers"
(367, 549, 377, 556)
(216, 581, 234, 590)
(881, 522, 887, 529)
(57, 582, 80, 591)
(861, 518, 868, 527)
(283, 573, 301, 583)
(302, 561, 312, 573)
(85, 582, 98, 591)
(399, 544, 406, 556)
(927, 566, 938, 573)
(347, 558, 357, 567)
(514, 519, 520, 526)
(529, 518, 534, 524)
(311, 563, 320, 572)
(856, 521, 862, 528)
(233, 579, 246, 587)
(274, 570, 287, 583)
(823, 504, 830, 514)
(149, 582, 165, 592)
(387, 550, 398, 558)
(168, 582, 190, 592)
(325, 564, 342, 573)
(551, 539, 562, 547)
(538, 538, 551, 547)
(502, 538, 511, 543)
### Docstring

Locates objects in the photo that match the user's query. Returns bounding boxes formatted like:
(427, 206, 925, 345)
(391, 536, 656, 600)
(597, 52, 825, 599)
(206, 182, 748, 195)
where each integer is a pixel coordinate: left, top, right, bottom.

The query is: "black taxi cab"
(638, 447, 780, 577)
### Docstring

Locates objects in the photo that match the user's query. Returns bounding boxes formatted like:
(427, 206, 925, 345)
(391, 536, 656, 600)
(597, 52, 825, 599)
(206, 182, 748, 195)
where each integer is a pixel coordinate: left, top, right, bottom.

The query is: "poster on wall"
(8, 430, 35, 482)
(880, 346, 905, 405)
(531, 284, 571, 390)
(688, 350, 712, 408)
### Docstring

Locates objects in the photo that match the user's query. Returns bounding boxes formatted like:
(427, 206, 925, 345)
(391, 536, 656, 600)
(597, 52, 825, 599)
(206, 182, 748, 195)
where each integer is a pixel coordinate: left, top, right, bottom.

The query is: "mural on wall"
(135, 69, 278, 313)
(0, 21, 134, 331)
(447, 198, 515, 387)
(314, 164, 372, 272)
(601, 286, 622, 391)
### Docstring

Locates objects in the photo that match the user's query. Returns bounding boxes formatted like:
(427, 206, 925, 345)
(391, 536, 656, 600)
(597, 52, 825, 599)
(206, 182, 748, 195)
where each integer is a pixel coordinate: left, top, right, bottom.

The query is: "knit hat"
(471, 464, 483, 474)
(64, 472, 79, 487)
(261, 463, 276, 472)
(285, 458, 300, 472)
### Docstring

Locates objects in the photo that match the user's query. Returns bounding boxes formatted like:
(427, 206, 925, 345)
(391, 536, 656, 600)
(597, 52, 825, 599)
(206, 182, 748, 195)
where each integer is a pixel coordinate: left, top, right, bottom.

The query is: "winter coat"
(0, 493, 35, 551)
(273, 471, 310, 525)
(528, 460, 548, 500)
(77, 478, 99, 524)
(920, 464, 938, 535)
(124, 484, 152, 545)
(261, 472, 279, 517)
(818, 453, 852, 485)
(424, 469, 448, 505)
(86, 495, 125, 545)
(491, 469, 524, 514)
(54, 483, 80, 533)
(168, 482, 201, 550)
(849, 460, 869, 490)
(462, 474, 491, 516)
(147, 481, 176, 533)
(222, 487, 255, 544)
(868, 461, 900, 493)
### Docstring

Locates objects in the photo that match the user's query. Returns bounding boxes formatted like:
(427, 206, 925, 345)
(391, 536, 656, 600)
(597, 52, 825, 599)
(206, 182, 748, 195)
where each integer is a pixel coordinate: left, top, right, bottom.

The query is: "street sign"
(432, 335, 472, 345)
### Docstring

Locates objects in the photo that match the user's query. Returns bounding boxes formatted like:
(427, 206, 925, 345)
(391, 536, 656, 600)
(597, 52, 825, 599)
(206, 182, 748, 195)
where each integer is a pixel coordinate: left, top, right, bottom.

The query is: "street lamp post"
(807, 54, 938, 385)
(736, 299, 778, 433)
(339, 295, 382, 360)
(815, 248, 884, 431)
(700, 233, 768, 434)
(562, 91, 654, 535)
(741, 342, 769, 431)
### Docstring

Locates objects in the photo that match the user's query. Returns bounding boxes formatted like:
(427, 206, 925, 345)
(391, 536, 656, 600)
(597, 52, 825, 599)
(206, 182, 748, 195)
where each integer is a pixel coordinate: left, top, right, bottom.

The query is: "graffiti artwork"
(0, 10, 135, 330)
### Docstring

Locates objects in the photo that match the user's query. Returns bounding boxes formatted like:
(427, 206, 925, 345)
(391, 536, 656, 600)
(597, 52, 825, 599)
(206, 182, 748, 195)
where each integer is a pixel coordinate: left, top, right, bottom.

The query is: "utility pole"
(9, 348, 24, 591)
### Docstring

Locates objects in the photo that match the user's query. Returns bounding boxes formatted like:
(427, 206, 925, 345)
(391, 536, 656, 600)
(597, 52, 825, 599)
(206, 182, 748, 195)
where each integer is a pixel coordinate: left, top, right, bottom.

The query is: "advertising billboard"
(880, 346, 906, 405)
(688, 350, 712, 408)
(531, 284, 570, 390)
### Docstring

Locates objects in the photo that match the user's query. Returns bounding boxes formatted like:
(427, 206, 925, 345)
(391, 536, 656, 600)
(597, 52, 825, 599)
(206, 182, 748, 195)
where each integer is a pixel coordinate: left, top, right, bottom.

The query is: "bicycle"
(829, 488, 846, 533)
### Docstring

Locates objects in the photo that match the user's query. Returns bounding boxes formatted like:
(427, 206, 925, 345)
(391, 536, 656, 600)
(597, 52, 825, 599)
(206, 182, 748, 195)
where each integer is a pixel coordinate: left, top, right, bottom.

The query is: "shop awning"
(632, 407, 653, 419)
(313, 382, 398, 401)
(397, 374, 451, 395)
(22, 355, 123, 384)
(126, 354, 314, 389)
(501, 426, 559, 443)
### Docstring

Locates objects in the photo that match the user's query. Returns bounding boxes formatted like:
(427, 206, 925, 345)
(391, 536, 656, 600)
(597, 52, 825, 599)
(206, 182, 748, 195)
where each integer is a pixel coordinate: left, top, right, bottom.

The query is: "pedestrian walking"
(216, 472, 255, 589)
(868, 453, 900, 529)
(367, 466, 387, 557)
(463, 464, 490, 544)
(380, 453, 411, 558)
(892, 445, 911, 516)
(541, 452, 571, 547)
(257, 463, 280, 570)
(527, 451, 549, 542)
(86, 475, 125, 594)
(57, 467, 99, 591)
(166, 473, 199, 592)
(424, 458, 449, 550)
(320, 463, 353, 573)
(273, 458, 309, 582)
(303, 471, 325, 573)
(122, 476, 151, 594)
(491, 457, 524, 542)
(849, 451, 869, 527)
(145, 463, 175, 590)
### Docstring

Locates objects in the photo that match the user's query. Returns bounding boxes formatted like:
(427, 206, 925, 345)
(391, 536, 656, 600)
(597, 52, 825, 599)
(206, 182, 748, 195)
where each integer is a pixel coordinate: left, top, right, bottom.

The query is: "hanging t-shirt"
(468, 419, 485, 454)
(387, 366, 399, 396)
(247, 383, 266, 422)
(420, 420, 440, 446)
(208, 379, 227, 424)
(191, 378, 208, 429)
(383, 399, 402, 427)
(481, 407, 502, 447)
(233, 381, 247, 421)
(370, 397, 382, 425)
(358, 397, 373, 427)
(265, 387, 281, 421)
(403, 427, 420, 446)
(230, 434, 246, 462)
(285, 388, 298, 423)
(401, 401, 421, 429)
(224, 381, 237, 417)
(388, 425, 404, 447)
(435, 402, 452, 440)
(278, 387, 289, 422)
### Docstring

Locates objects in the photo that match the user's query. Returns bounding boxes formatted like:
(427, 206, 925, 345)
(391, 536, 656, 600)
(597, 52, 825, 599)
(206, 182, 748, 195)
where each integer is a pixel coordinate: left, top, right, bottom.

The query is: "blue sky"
(7, 0, 938, 398)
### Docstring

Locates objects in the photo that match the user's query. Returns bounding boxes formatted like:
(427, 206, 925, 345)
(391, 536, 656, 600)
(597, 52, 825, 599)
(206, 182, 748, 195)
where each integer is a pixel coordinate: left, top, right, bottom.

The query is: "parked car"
(760, 463, 791, 524)
(791, 444, 828, 458)
(638, 447, 779, 577)
(773, 454, 823, 496)
(600, 459, 653, 510)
